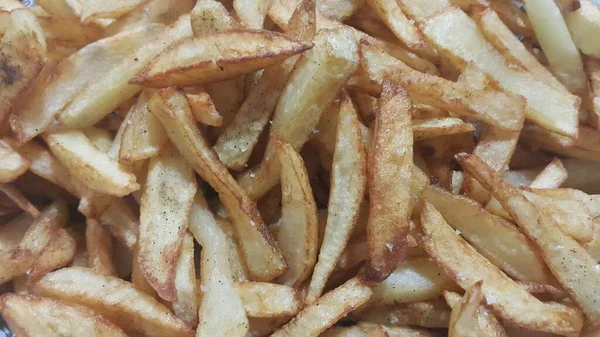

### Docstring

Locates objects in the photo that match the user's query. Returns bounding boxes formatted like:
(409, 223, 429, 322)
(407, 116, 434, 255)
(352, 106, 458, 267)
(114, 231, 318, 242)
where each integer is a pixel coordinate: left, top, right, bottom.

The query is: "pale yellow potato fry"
(424, 185, 554, 283)
(131, 241, 157, 298)
(119, 89, 168, 163)
(234, 0, 272, 29)
(421, 202, 583, 335)
(190, 0, 242, 36)
(11, 19, 192, 140)
(149, 87, 286, 282)
(521, 124, 600, 162)
(420, 8, 580, 137)
(365, 323, 439, 337)
(188, 194, 249, 337)
(28, 227, 76, 279)
(213, 60, 294, 170)
(472, 8, 567, 93)
(235, 282, 302, 318)
(359, 41, 525, 131)
(366, 0, 436, 61)
(565, 0, 600, 58)
(412, 118, 475, 140)
(218, 218, 250, 282)
(237, 27, 358, 202)
(0, 0, 24, 10)
(445, 282, 508, 337)
(172, 231, 198, 327)
(457, 153, 600, 330)
(307, 94, 366, 303)
(105, 0, 195, 35)
(139, 146, 196, 301)
(318, 0, 365, 21)
(585, 57, 600, 126)
(35, 15, 104, 49)
(529, 158, 568, 189)
(268, 0, 301, 28)
(36, 0, 80, 17)
(0, 293, 129, 337)
(362, 81, 412, 282)
(86, 218, 116, 276)
(0, 183, 40, 218)
(368, 256, 459, 306)
(98, 201, 138, 250)
(80, 0, 147, 22)
(271, 277, 373, 337)
(286, 0, 317, 40)
(275, 140, 318, 287)
(43, 130, 139, 196)
(394, 0, 449, 22)
(187, 92, 222, 126)
(32, 267, 194, 337)
(352, 299, 451, 328)
(0, 9, 46, 129)
(528, 188, 600, 217)
(0, 140, 29, 183)
(132, 30, 311, 87)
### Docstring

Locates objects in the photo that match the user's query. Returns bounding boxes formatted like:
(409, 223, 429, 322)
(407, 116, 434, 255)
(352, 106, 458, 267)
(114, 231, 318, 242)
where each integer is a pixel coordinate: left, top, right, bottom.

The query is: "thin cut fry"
(187, 92, 223, 126)
(172, 231, 198, 327)
(235, 282, 302, 318)
(86, 218, 116, 276)
(0, 183, 40, 218)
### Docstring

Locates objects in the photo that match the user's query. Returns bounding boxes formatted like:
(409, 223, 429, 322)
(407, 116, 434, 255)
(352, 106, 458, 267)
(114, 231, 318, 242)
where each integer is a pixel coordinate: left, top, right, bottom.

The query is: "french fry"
(131, 30, 312, 87)
(457, 153, 600, 331)
(585, 57, 600, 126)
(527, 188, 600, 217)
(520, 124, 600, 162)
(80, 0, 146, 22)
(32, 267, 194, 337)
(420, 7, 581, 137)
(0, 140, 29, 183)
(187, 92, 223, 126)
(188, 194, 249, 337)
(0, 293, 129, 337)
(172, 231, 198, 327)
(0, 0, 24, 10)
(307, 93, 366, 302)
(275, 140, 318, 287)
(529, 158, 568, 189)
(28, 227, 76, 280)
(0, 183, 40, 218)
(233, 0, 272, 29)
(352, 299, 451, 328)
(421, 202, 583, 336)
(423, 185, 555, 283)
(271, 277, 373, 337)
(412, 118, 475, 140)
(364, 323, 439, 337)
(444, 281, 508, 337)
(44, 130, 139, 196)
(86, 218, 116, 276)
(149, 87, 287, 281)
(565, 0, 600, 58)
(235, 282, 302, 318)
(358, 41, 525, 132)
(138, 145, 197, 301)
(0, 213, 32, 252)
(105, 0, 196, 35)
(35, 15, 103, 49)
(286, 0, 317, 40)
(190, 0, 242, 36)
(131, 240, 157, 298)
(237, 26, 359, 200)
(362, 81, 413, 282)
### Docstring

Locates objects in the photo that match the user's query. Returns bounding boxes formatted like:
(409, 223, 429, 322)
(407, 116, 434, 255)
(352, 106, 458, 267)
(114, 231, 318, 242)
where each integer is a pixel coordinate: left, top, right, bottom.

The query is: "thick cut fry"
(286, 0, 317, 40)
(0, 140, 29, 183)
(0, 294, 128, 337)
(44, 130, 139, 196)
(271, 277, 373, 337)
(420, 8, 580, 137)
(28, 227, 76, 279)
(172, 231, 198, 327)
(423, 185, 554, 283)
(131, 30, 312, 87)
(86, 219, 116, 276)
(139, 146, 196, 301)
(32, 267, 193, 337)
(237, 27, 359, 200)
(235, 282, 302, 318)
(530, 158, 568, 189)
(105, 0, 195, 35)
(275, 140, 318, 287)
(363, 82, 412, 282)
(11, 20, 191, 140)
(421, 202, 583, 336)
(445, 282, 508, 337)
(35, 15, 104, 49)
(190, 0, 242, 36)
(359, 41, 525, 132)
(458, 153, 600, 328)
(353, 299, 451, 328)
(188, 194, 249, 337)
(80, 0, 146, 22)
(149, 87, 286, 282)
(565, 0, 600, 58)
(307, 94, 366, 303)
(187, 92, 222, 126)
(234, 0, 272, 29)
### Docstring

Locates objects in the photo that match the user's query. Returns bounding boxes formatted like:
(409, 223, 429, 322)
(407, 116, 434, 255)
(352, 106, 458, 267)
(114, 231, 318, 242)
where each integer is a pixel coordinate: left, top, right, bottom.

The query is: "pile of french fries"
(1, 0, 600, 335)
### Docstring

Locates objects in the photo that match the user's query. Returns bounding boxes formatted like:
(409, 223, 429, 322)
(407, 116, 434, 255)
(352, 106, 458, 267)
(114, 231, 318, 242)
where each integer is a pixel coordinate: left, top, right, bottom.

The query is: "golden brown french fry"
(444, 282, 508, 337)
(362, 81, 412, 282)
(44, 130, 139, 196)
(149, 86, 286, 282)
(139, 145, 197, 301)
(32, 267, 194, 337)
(421, 201, 583, 336)
(235, 282, 302, 318)
(423, 185, 555, 283)
(186, 92, 222, 126)
(233, 0, 272, 29)
(271, 277, 373, 337)
(86, 218, 116, 276)
(172, 231, 198, 327)
(188, 194, 249, 337)
(132, 30, 312, 87)
(0, 293, 129, 337)
(0, 140, 29, 183)
(420, 7, 581, 137)
(307, 93, 366, 303)
(358, 41, 525, 132)
(275, 140, 318, 287)
(105, 0, 195, 35)
(286, 0, 317, 40)
(237, 26, 359, 200)
(352, 299, 451, 328)
(457, 153, 600, 331)
(80, 0, 146, 22)
(190, 0, 242, 36)
(28, 227, 76, 280)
